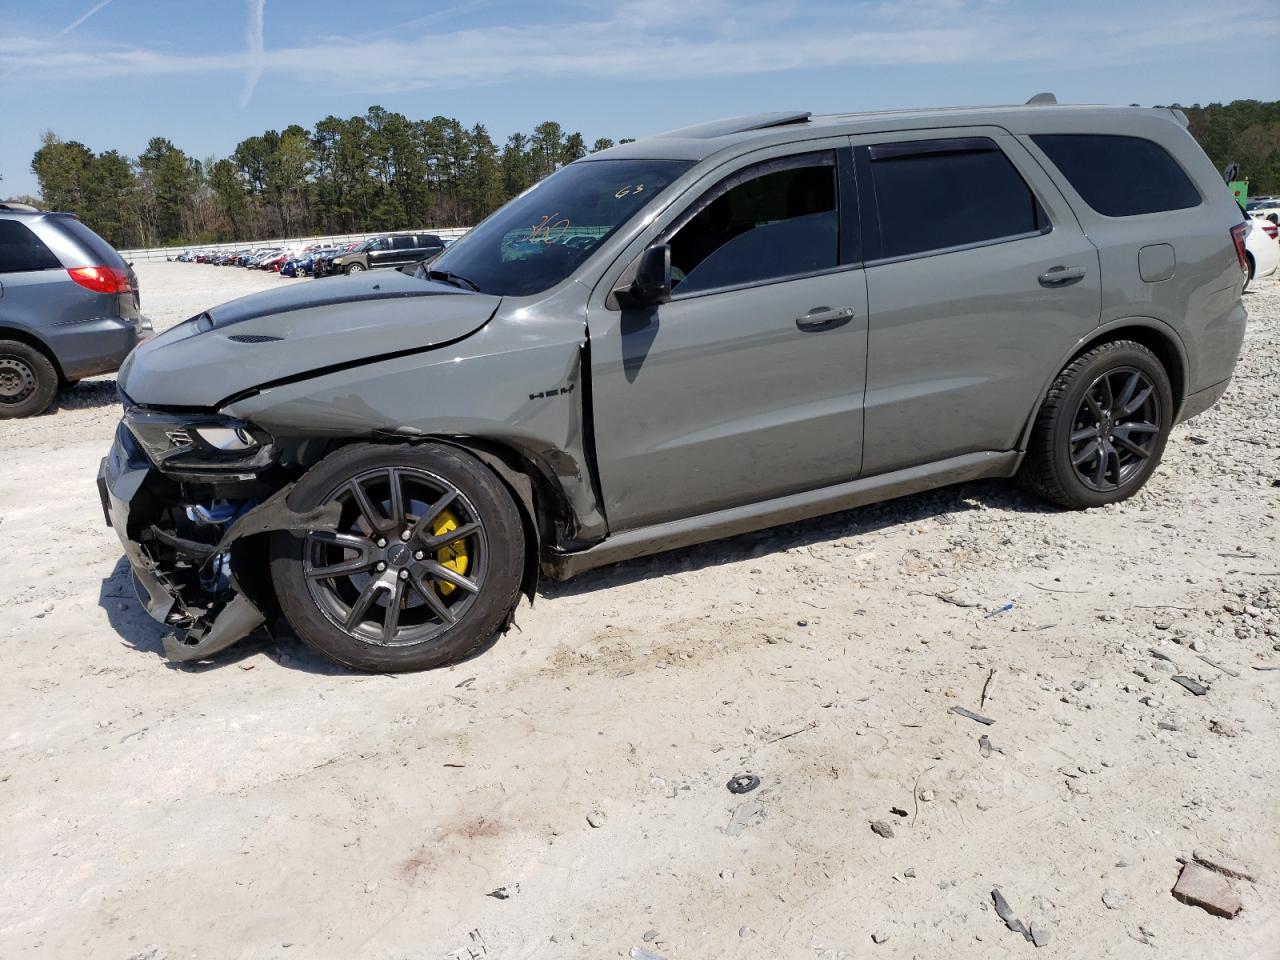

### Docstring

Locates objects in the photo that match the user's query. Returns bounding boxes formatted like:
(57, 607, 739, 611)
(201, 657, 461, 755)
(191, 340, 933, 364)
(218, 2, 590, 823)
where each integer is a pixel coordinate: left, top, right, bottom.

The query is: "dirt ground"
(1, 262, 1277, 960)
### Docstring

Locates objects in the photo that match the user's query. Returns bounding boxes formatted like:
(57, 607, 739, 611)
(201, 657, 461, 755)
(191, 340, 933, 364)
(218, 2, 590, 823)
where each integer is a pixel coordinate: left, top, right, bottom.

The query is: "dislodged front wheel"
(271, 443, 525, 672)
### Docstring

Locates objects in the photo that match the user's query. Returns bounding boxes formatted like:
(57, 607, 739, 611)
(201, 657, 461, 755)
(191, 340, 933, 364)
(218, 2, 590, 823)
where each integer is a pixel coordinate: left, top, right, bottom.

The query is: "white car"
(1245, 216, 1279, 289)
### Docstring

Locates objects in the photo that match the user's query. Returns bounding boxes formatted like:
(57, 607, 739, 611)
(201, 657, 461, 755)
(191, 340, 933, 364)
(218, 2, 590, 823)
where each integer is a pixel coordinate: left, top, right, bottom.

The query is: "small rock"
(1102, 888, 1129, 910)
(486, 883, 517, 899)
(739, 926, 754, 938)
(904, 866, 916, 878)
(918, 789, 935, 802)
(1172, 861, 1241, 918)
(1157, 720, 1181, 731)
(1030, 921, 1051, 947)
(1067, 780, 1089, 796)
(871, 931, 888, 944)
(365, 881, 378, 894)
(586, 810, 607, 828)
(870, 820, 895, 839)
(720, 868, 734, 880)
(642, 929, 658, 942)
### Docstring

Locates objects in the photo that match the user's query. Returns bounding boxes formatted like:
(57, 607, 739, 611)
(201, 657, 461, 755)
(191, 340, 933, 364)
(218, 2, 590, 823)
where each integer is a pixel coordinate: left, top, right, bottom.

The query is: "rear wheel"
(270, 442, 524, 672)
(0, 340, 58, 419)
(1019, 340, 1172, 509)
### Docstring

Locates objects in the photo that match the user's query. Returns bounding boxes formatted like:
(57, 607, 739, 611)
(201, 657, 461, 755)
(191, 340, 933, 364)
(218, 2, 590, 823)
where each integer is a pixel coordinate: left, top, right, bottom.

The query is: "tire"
(0, 339, 58, 419)
(344, 262, 365, 275)
(270, 442, 525, 672)
(1245, 253, 1255, 292)
(1018, 340, 1173, 510)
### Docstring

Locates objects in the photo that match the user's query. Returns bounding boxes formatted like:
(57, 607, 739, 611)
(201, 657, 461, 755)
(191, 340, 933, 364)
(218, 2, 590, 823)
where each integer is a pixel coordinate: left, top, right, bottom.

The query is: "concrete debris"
(1101, 888, 1129, 910)
(1193, 848, 1257, 883)
(1172, 861, 1242, 918)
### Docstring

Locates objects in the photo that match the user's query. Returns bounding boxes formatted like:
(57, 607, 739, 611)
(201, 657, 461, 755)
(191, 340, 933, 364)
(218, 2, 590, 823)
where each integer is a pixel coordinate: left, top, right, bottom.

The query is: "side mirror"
(617, 244, 671, 309)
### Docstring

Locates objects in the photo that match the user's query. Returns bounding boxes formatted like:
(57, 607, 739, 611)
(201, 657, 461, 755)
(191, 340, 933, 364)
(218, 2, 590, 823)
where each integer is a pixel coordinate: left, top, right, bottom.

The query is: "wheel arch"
(1016, 318, 1188, 455)
(0, 325, 66, 381)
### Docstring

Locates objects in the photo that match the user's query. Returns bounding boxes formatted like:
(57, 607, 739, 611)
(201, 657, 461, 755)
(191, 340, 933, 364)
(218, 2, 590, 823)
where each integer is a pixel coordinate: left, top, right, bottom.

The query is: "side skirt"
(544, 450, 1018, 580)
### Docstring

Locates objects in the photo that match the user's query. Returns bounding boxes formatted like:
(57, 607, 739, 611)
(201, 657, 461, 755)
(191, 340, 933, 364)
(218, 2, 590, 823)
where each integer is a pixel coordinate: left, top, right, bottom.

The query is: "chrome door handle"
(795, 306, 855, 332)
(1039, 265, 1086, 286)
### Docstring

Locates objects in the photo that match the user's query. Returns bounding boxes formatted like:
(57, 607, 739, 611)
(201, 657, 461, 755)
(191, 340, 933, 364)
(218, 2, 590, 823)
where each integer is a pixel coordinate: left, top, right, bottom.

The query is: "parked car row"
(177, 233, 450, 278)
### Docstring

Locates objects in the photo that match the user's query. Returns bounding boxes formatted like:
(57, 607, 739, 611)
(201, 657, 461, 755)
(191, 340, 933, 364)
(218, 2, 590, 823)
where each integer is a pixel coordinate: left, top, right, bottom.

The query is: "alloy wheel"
(303, 467, 488, 646)
(1069, 366, 1162, 492)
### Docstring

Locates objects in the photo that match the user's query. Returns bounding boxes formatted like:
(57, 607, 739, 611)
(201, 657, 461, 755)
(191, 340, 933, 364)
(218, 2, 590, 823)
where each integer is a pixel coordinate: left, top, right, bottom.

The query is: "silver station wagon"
(100, 97, 1249, 672)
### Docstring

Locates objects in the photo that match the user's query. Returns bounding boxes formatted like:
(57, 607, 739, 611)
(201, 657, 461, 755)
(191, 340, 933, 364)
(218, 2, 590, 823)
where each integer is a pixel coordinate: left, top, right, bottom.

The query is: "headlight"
(123, 408, 275, 476)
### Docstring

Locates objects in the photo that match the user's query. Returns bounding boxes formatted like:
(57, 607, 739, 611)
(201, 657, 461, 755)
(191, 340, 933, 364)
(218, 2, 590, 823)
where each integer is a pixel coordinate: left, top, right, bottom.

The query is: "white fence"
(118, 227, 473, 263)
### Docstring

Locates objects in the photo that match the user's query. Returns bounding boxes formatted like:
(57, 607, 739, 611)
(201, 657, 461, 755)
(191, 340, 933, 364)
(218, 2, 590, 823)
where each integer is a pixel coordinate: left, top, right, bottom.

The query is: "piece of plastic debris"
(950, 705, 995, 725)
(1171, 675, 1208, 696)
(984, 602, 1015, 619)
(727, 773, 760, 795)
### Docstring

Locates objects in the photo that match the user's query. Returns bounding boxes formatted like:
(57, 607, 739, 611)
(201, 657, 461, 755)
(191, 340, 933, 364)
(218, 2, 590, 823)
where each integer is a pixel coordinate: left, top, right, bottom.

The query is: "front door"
(855, 131, 1102, 476)
(588, 148, 868, 531)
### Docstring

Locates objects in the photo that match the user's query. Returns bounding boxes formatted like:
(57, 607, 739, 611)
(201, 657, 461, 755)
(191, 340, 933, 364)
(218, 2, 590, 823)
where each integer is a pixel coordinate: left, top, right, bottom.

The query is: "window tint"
(0, 219, 62, 273)
(668, 153, 838, 295)
(1032, 134, 1200, 217)
(390, 236, 414, 250)
(869, 140, 1045, 259)
(55, 217, 124, 267)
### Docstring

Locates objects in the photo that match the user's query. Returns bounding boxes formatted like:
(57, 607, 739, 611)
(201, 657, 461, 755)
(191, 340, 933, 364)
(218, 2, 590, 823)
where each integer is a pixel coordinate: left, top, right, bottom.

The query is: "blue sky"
(2, 0, 1277, 198)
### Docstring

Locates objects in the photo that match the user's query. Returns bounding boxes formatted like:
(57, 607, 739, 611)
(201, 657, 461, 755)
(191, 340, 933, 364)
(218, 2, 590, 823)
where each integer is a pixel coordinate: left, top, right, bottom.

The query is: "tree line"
(12, 99, 1280, 250)
(19, 107, 633, 249)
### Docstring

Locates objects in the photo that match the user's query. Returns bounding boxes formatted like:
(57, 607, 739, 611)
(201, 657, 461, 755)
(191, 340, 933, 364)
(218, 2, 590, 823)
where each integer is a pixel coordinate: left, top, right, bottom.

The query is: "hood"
(119, 271, 501, 408)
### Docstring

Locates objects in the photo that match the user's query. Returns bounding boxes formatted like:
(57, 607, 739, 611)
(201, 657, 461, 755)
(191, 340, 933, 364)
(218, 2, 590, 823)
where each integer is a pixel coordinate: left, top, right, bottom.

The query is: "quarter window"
(0, 220, 61, 273)
(1031, 134, 1201, 217)
(667, 152, 839, 296)
(868, 139, 1046, 260)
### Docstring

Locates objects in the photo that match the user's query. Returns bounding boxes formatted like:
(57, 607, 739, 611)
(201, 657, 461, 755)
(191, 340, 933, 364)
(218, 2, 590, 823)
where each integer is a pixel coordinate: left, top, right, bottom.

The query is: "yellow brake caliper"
(432, 509, 470, 596)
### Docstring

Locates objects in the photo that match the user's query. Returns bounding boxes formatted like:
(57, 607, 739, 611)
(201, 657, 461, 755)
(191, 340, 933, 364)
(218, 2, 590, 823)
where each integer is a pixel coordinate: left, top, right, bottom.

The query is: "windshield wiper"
(426, 268, 481, 293)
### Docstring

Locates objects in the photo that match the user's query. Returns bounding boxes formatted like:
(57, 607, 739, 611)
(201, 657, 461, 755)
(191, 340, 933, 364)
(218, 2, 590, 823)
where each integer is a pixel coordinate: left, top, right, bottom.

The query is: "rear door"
(855, 129, 1101, 476)
(587, 144, 869, 531)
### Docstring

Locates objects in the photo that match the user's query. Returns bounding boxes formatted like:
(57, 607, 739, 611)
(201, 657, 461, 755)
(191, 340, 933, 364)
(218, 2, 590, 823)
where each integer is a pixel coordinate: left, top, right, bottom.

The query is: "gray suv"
(99, 101, 1248, 672)
(1, 209, 150, 417)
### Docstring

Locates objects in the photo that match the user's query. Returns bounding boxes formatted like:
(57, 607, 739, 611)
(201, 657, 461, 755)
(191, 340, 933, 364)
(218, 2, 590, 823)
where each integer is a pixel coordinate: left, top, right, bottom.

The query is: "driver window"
(668, 152, 838, 296)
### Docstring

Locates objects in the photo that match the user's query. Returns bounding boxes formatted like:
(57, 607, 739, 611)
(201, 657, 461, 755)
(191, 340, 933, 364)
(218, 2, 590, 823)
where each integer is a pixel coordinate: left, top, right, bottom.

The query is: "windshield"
(427, 158, 694, 296)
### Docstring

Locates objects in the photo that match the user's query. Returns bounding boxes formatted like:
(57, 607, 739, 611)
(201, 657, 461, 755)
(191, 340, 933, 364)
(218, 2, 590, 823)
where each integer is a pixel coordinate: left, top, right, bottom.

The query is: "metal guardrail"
(118, 227, 473, 263)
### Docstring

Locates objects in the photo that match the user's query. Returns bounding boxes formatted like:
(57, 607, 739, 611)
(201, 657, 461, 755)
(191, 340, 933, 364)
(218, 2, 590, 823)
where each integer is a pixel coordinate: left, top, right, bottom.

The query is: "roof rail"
(1025, 92, 1057, 105)
(653, 111, 812, 140)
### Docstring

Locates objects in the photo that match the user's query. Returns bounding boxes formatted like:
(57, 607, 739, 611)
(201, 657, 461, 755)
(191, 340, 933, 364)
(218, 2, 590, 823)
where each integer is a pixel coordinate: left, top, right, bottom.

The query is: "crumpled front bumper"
(97, 423, 337, 663)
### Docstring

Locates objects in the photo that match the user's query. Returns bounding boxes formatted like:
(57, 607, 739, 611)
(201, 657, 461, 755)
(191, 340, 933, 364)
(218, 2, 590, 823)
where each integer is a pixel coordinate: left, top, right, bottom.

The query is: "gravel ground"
(0, 262, 1277, 959)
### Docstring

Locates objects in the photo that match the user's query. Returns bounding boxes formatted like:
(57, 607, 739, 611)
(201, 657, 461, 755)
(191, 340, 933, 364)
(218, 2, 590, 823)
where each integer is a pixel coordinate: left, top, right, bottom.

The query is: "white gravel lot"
(0, 262, 1277, 959)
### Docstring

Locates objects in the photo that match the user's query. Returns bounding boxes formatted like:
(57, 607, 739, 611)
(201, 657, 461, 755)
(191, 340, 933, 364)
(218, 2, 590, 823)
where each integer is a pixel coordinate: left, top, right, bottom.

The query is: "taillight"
(67, 266, 133, 295)
(1264, 223, 1279, 241)
(1230, 223, 1249, 274)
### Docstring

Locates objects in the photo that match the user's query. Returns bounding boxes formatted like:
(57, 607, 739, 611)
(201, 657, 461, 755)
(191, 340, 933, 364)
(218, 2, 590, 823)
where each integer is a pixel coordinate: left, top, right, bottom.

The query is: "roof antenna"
(1026, 92, 1057, 105)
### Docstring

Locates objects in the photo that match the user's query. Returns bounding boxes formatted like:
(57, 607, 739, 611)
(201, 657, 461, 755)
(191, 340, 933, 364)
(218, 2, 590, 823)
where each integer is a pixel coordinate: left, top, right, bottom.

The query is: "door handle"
(795, 306, 855, 332)
(1038, 265, 1086, 286)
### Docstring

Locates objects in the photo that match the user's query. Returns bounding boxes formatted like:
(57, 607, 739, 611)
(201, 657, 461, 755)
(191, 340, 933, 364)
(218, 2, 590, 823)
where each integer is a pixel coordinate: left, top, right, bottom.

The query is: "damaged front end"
(97, 404, 338, 662)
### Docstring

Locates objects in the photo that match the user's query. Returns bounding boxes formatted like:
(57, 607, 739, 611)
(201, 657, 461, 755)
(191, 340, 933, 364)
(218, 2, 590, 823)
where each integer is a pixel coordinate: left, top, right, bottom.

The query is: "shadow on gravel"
(539, 477, 1054, 600)
(43, 379, 121, 414)
(96, 478, 1048, 671)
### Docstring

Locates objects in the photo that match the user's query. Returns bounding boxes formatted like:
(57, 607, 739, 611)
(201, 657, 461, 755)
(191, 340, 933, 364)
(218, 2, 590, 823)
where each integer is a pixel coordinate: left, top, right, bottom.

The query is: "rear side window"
(667, 151, 839, 295)
(868, 139, 1046, 260)
(390, 236, 414, 250)
(55, 217, 125, 267)
(1032, 134, 1201, 217)
(0, 220, 62, 273)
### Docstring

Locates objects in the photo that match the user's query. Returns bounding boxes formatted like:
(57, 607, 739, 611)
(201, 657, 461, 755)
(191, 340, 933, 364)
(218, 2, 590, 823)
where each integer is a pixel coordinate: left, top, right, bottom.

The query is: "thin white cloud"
(238, 0, 267, 108)
(1, 0, 1276, 94)
(0, 0, 115, 81)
